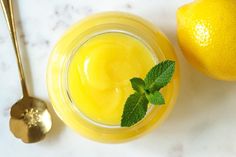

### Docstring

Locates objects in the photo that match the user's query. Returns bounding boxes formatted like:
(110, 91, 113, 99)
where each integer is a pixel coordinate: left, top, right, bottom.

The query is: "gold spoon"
(0, 0, 52, 143)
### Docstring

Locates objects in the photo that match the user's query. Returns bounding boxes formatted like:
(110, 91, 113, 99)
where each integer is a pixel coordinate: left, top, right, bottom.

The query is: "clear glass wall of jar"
(47, 12, 179, 143)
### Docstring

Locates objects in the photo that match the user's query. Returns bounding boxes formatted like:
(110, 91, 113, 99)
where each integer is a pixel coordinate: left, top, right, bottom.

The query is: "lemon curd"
(47, 12, 179, 143)
(68, 32, 155, 125)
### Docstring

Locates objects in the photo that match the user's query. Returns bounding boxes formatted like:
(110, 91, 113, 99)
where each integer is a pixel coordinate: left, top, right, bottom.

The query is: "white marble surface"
(1, 0, 236, 157)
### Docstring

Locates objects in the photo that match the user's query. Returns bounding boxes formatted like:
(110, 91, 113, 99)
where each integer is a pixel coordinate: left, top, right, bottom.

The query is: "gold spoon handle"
(1, 0, 28, 97)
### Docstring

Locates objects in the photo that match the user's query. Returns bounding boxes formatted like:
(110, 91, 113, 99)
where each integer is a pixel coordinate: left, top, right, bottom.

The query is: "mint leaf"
(121, 93, 148, 127)
(130, 77, 145, 94)
(144, 60, 175, 92)
(120, 60, 176, 127)
(146, 91, 165, 105)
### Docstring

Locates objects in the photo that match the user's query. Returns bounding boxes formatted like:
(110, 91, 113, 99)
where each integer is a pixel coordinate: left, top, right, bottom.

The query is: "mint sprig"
(121, 60, 175, 127)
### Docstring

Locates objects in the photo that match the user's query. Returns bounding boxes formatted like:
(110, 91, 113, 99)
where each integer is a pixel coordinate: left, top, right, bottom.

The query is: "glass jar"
(47, 12, 179, 143)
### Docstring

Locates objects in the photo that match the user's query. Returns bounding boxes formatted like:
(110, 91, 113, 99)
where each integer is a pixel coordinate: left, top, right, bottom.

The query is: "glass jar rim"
(64, 29, 159, 128)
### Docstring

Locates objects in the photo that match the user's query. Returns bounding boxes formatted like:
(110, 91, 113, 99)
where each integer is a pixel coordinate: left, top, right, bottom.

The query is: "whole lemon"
(177, 0, 236, 81)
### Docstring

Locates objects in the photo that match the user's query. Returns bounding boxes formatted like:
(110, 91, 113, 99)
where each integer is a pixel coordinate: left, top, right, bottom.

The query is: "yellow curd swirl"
(68, 32, 155, 125)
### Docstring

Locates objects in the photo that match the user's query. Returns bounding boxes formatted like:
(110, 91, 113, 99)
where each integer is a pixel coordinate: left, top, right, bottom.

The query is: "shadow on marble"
(152, 22, 236, 118)
(41, 100, 65, 145)
(7, 1, 65, 145)
(164, 27, 236, 125)
(126, 26, 236, 154)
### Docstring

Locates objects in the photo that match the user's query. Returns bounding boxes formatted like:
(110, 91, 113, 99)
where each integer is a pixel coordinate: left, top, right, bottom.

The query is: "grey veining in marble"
(1, 0, 236, 157)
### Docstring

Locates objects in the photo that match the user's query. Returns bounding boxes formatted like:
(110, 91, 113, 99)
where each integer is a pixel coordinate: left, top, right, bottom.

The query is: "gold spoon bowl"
(10, 97, 52, 143)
